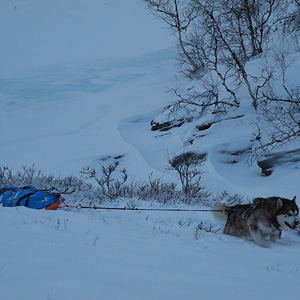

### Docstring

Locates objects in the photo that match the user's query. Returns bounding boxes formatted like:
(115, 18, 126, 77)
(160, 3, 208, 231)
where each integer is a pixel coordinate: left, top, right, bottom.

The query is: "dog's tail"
(212, 203, 228, 222)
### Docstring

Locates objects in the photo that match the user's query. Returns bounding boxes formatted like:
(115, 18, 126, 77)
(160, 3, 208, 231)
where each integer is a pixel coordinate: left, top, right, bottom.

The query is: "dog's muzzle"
(285, 219, 300, 230)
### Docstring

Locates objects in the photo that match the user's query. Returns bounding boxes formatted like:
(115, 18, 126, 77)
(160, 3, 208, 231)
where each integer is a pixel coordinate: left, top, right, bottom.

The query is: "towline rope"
(60, 200, 225, 213)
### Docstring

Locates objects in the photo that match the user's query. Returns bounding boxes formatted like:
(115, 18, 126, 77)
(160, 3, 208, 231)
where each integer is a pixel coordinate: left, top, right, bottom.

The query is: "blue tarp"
(0, 185, 61, 209)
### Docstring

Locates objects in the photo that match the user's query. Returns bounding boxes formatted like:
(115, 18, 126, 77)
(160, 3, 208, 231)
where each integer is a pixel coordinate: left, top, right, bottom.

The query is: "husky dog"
(213, 196, 299, 247)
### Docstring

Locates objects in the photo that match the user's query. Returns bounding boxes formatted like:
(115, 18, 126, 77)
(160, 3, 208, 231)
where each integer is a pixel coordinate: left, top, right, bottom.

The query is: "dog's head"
(276, 196, 300, 230)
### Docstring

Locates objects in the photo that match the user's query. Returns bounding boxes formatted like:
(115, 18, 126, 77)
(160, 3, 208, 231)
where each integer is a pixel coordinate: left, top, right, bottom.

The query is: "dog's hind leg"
(224, 213, 249, 237)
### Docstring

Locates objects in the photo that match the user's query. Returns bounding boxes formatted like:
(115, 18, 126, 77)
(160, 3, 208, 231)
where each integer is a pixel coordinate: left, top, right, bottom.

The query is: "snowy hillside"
(1, 1, 300, 299)
(0, 0, 176, 179)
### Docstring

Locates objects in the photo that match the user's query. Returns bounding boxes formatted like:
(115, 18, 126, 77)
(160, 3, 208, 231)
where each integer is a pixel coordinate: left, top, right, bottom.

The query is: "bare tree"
(145, 0, 300, 155)
(168, 151, 206, 194)
(285, 1, 300, 31)
(254, 52, 300, 153)
(189, 0, 288, 109)
(145, 0, 203, 75)
(145, 0, 289, 114)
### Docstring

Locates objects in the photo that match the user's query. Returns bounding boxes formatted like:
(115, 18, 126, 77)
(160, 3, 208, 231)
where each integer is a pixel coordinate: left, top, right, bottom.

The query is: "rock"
(257, 160, 274, 176)
(196, 123, 212, 131)
(257, 148, 300, 176)
(151, 119, 184, 131)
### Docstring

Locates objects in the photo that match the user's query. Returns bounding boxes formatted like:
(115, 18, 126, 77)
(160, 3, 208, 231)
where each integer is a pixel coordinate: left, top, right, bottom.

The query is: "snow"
(1, 0, 300, 299)
(1, 206, 300, 300)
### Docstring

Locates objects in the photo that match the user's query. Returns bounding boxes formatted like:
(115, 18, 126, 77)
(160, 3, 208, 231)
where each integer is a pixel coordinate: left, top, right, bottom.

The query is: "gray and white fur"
(213, 196, 299, 247)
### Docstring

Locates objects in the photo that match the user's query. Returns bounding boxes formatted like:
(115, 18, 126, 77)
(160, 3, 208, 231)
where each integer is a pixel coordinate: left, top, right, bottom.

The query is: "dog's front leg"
(249, 224, 269, 247)
(270, 231, 280, 243)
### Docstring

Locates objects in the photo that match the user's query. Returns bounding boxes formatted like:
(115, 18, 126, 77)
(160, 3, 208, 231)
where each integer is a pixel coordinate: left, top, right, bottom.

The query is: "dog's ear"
(292, 196, 297, 202)
(277, 198, 283, 210)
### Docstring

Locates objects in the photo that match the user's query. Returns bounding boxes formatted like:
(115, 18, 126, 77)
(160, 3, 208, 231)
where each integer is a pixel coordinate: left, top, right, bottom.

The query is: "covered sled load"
(0, 185, 63, 210)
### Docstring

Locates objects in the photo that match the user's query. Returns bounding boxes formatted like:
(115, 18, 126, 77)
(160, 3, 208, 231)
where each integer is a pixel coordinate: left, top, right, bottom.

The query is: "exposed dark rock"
(151, 119, 184, 131)
(196, 123, 212, 131)
(196, 115, 244, 132)
(230, 147, 253, 157)
(257, 160, 274, 176)
(220, 146, 253, 164)
(114, 155, 124, 160)
(257, 148, 300, 176)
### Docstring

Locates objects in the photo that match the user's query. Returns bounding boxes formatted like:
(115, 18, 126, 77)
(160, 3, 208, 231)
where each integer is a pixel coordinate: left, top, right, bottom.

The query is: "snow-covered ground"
(1, 1, 300, 299)
(1, 206, 300, 300)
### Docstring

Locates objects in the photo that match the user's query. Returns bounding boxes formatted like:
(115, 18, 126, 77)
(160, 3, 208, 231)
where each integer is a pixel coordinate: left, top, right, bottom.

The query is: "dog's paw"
(252, 237, 271, 248)
(256, 240, 271, 248)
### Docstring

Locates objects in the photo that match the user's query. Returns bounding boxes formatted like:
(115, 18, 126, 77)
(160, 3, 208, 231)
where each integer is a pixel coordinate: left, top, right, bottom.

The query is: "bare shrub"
(137, 173, 178, 204)
(0, 163, 212, 206)
(81, 162, 129, 201)
(212, 190, 249, 206)
(194, 220, 221, 239)
(168, 151, 206, 195)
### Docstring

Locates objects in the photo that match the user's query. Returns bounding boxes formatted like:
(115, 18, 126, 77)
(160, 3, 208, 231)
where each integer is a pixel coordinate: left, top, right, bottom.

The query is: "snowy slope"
(1, 1, 300, 300)
(0, 48, 177, 178)
(0, 0, 172, 73)
(0, 0, 176, 178)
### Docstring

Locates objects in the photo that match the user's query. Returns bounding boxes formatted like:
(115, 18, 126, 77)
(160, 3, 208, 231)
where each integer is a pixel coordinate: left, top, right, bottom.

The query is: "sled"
(0, 185, 63, 210)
